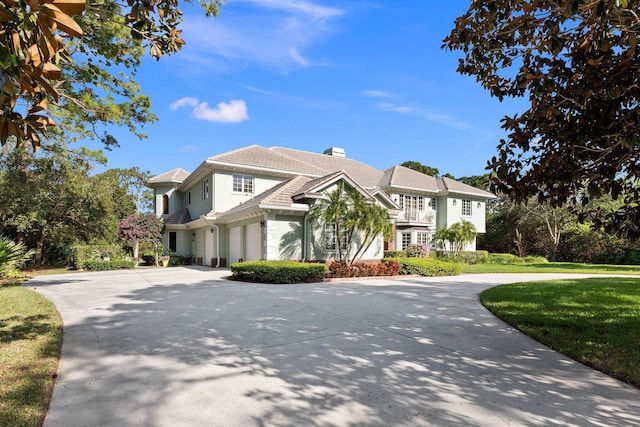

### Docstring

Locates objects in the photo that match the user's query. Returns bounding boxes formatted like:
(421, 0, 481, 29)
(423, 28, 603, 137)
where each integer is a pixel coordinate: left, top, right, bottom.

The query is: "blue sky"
(95, 0, 526, 179)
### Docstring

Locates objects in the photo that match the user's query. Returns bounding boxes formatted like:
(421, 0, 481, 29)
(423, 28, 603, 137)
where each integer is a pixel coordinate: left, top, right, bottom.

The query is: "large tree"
(444, 0, 640, 236)
(1, 0, 223, 150)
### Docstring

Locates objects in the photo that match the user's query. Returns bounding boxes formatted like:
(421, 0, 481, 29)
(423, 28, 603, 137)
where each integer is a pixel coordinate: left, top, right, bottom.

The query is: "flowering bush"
(326, 260, 401, 278)
(406, 244, 430, 258)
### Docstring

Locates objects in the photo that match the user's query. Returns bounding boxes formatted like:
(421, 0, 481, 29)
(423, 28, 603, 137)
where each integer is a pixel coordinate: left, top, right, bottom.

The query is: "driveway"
(29, 268, 640, 427)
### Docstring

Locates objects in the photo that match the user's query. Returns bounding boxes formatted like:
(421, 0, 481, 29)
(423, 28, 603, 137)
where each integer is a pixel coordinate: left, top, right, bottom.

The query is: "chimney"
(323, 147, 345, 157)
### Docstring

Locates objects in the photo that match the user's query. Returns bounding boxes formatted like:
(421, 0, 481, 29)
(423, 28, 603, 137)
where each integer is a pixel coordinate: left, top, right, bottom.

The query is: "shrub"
(230, 260, 326, 284)
(384, 250, 406, 258)
(326, 259, 401, 278)
(70, 245, 137, 271)
(435, 250, 488, 264)
(169, 255, 193, 266)
(406, 244, 430, 258)
(0, 237, 34, 278)
(83, 259, 136, 271)
(473, 253, 549, 264)
(386, 257, 461, 276)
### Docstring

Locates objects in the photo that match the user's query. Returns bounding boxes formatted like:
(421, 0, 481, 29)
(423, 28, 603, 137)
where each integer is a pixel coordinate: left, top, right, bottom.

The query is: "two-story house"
(147, 145, 495, 266)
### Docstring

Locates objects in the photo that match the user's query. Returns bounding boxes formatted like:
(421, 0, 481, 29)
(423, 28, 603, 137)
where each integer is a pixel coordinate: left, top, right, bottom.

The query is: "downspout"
(302, 213, 307, 261)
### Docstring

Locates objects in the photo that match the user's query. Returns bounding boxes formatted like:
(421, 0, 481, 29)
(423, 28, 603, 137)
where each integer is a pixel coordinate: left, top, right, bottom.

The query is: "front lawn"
(0, 281, 62, 427)
(462, 262, 640, 275)
(481, 277, 640, 388)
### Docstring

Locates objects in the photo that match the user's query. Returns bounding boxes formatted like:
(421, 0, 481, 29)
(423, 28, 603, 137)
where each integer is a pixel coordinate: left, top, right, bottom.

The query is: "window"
(162, 195, 169, 214)
(202, 178, 209, 200)
(462, 199, 472, 216)
(428, 197, 437, 211)
(233, 174, 254, 194)
(324, 222, 347, 251)
(169, 232, 177, 252)
(416, 232, 431, 246)
(187, 191, 191, 205)
(401, 232, 411, 250)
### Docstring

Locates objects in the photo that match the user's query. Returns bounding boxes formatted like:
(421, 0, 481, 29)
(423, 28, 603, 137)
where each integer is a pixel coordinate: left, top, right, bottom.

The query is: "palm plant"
(0, 237, 34, 278)
(434, 219, 477, 258)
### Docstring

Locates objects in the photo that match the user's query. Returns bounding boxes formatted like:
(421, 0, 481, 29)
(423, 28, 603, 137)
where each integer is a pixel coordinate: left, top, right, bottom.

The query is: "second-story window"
(162, 195, 169, 214)
(462, 199, 472, 216)
(203, 178, 209, 200)
(428, 197, 437, 211)
(233, 174, 254, 194)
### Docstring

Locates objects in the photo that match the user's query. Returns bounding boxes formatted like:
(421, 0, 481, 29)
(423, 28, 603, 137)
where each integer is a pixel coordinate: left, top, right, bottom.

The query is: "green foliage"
(308, 181, 392, 264)
(434, 220, 477, 258)
(230, 261, 327, 284)
(435, 250, 489, 264)
(326, 260, 401, 278)
(473, 253, 548, 265)
(169, 255, 193, 266)
(70, 245, 128, 270)
(444, 1, 640, 234)
(0, 237, 34, 278)
(386, 257, 462, 277)
(83, 259, 136, 271)
(405, 244, 430, 258)
(481, 278, 640, 388)
(383, 250, 406, 258)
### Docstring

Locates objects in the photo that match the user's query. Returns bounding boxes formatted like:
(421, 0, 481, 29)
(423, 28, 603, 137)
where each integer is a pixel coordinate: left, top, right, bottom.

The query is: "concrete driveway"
(29, 268, 640, 427)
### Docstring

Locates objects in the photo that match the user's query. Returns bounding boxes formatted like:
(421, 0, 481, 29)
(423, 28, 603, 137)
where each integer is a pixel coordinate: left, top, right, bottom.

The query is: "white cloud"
(377, 102, 469, 130)
(178, 0, 344, 72)
(171, 97, 249, 123)
(362, 90, 392, 98)
(181, 144, 199, 152)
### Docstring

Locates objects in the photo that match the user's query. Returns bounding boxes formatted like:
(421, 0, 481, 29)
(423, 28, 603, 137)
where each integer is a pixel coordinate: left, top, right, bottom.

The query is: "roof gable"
(148, 168, 190, 186)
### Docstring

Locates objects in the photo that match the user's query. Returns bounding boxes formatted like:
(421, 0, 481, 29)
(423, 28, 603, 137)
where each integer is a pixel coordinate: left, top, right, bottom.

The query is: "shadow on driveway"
(30, 268, 640, 427)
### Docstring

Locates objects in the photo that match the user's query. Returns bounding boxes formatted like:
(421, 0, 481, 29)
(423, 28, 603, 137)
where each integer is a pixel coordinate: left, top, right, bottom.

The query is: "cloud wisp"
(170, 97, 249, 123)
(376, 101, 470, 131)
(361, 89, 393, 98)
(178, 0, 344, 72)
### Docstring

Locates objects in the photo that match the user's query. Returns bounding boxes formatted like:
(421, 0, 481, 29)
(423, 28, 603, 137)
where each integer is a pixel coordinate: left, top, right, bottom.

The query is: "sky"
(92, 0, 528, 179)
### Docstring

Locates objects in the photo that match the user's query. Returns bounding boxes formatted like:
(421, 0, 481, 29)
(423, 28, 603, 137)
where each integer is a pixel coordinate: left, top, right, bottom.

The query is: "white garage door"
(246, 223, 262, 261)
(229, 226, 242, 263)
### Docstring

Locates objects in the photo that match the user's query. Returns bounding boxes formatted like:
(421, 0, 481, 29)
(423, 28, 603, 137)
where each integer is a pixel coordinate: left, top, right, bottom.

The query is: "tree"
(119, 213, 163, 263)
(401, 161, 440, 177)
(444, 1, 640, 236)
(434, 220, 477, 258)
(1, 0, 224, 150)
(308, 182, 392, 264)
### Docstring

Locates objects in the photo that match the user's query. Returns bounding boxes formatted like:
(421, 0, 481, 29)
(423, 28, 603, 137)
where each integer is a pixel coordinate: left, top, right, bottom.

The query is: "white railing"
(398, 209, 436, 224)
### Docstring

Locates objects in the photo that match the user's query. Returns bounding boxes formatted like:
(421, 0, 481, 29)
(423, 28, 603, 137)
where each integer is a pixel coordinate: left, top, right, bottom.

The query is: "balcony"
(397, 209, 436, 225)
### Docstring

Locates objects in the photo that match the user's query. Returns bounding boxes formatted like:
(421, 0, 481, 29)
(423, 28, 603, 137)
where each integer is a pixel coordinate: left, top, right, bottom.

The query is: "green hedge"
(70, 245, 129, 270)
(435, 250, 488, 263)
(473, 253, 548, 264)
(383, 250, 406, 258)
(83, 259, 137, 271)
(385, 257, 461, 276)
(230, 260, 327, 284)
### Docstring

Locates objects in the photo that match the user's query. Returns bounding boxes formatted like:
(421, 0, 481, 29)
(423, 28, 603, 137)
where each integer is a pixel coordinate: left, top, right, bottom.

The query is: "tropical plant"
(308, 181, 392, 264)
(118, 213, 164, 264)
(0, 237, 34, 278)
(434, 220, 477, 258)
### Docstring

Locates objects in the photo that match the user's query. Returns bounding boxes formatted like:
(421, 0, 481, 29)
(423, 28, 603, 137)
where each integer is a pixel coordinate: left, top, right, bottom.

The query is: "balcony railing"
(397, 209, 436, 224)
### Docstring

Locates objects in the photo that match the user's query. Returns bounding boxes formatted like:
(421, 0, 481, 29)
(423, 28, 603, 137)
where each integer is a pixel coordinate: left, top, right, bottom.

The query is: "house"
(147, 145, 495, 266)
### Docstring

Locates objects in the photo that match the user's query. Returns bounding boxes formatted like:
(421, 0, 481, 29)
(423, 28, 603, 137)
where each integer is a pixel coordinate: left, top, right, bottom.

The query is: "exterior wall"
(213, 170, 286, 213)
(306, 220, 384, 261)
(443, 195, 487, 233)
(182, 173, 213, 219)
(154, 185, 182, 216)
(275, 215, 304, 260)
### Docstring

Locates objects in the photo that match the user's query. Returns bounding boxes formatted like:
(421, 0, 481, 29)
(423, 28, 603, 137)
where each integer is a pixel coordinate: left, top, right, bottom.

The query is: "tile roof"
(162, 208, 192, 225)
(148, 168, 190, 185)
(271, 146, 384, 188)
(207, 145, 327, 176)
(218, 175, 313, 220)
(379, 165, 439, 192)
(437, 176, 496, 198)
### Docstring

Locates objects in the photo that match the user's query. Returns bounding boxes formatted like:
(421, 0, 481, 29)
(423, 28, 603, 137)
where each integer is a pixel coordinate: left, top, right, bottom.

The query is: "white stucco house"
(148, 145, 495, 267)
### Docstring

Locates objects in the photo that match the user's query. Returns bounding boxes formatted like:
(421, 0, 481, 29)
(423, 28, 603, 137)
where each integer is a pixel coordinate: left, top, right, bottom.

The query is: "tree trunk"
(133, 240, 139, 267)
(35, 234, 44, 266)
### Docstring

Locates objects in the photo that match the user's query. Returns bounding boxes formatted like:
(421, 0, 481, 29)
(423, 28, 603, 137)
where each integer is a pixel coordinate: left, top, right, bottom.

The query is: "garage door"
(246, 223, 262, 261)
(229, 226, 242, 263)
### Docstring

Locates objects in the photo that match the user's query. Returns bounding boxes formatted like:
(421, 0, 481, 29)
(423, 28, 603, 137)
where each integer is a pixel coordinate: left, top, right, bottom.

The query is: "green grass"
(0, 280, 62, 427)
(481, 277, 640, 388)
(462, 262, 640, 275)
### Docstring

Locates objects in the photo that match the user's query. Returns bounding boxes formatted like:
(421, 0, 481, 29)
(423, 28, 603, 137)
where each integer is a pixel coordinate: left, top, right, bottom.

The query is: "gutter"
(200, 215, 221, 268)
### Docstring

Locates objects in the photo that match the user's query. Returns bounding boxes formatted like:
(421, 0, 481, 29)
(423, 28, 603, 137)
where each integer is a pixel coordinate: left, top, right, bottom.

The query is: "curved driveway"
(29, 268, 640, 427)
